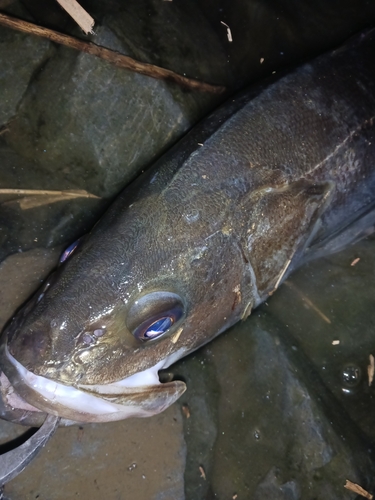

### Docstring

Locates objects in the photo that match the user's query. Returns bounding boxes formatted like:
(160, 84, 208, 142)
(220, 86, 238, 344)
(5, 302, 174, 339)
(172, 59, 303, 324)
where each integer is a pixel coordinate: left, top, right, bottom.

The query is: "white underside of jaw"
(3, 345, 188, 420)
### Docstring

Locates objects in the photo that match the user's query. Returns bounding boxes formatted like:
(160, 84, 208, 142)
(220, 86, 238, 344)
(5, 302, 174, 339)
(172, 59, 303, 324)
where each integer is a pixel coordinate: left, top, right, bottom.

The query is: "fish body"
(1, 31, 375, 424)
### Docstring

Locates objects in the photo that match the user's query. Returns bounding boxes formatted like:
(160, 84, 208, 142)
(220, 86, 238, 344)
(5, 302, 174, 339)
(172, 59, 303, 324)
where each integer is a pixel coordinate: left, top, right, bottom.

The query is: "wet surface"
(1, 0, 375, 498)
(176, 235, 375, 499)
(1, 405, 186, 500)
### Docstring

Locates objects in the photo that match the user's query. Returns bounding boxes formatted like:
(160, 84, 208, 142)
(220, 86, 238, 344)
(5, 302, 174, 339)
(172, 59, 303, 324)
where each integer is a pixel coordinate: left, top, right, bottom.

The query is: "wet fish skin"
(1, 31, 375, 422)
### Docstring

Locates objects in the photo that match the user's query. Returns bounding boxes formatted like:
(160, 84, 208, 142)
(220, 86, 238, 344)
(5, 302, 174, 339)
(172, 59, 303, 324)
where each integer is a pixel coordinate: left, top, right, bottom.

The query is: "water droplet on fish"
(254, 429, 261, 440)
(341, 363, 362, 393)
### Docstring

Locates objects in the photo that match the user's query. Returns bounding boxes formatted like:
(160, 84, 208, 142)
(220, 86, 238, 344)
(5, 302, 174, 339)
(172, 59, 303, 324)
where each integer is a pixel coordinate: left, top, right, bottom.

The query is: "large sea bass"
(1, 31, 375, 425)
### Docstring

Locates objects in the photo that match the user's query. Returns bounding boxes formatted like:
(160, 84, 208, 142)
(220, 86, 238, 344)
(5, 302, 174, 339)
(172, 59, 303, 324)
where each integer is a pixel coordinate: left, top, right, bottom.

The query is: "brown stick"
(0, 12, 226, 94)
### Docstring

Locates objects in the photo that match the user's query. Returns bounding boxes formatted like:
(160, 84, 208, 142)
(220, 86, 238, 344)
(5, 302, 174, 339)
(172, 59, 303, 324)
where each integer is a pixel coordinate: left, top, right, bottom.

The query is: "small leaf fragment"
(220, 21, 233, 42)
(199, 465, 206, 480)
(344, 480, 373, 499)
(55, 0, 95, 34)
(181, 404, 190, 419)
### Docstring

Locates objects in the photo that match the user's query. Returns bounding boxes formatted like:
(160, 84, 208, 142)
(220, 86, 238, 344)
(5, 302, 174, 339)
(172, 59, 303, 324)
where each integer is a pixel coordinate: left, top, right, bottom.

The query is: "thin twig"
(0, 12, 226, 94)
(269, 257, 293, 295)
(0, 188, 98, 197)
(284, 281, 331, 324)
(0, 189, 99, 209)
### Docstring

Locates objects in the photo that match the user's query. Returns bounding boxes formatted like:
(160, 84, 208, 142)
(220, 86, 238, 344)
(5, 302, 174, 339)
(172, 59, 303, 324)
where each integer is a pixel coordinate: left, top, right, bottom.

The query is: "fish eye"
(59, 238, 81, 264)
(127, 292, 184, 342)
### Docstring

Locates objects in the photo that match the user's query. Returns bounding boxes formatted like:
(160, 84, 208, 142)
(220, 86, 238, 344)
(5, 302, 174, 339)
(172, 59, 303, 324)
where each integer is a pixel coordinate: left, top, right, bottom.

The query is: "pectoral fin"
(304, 201, 375, 262)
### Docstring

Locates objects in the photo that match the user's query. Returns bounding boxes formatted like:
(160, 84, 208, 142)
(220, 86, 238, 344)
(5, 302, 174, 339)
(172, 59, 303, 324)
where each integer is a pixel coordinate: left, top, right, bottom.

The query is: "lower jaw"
(0, 345, 186, 425)
(0, 368, 180, 425)
(0, 373, 76, 426)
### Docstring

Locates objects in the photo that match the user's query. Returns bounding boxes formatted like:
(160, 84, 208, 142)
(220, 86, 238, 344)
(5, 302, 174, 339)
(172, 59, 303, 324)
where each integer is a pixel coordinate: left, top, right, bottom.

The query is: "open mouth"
(0, 344, 186, 425)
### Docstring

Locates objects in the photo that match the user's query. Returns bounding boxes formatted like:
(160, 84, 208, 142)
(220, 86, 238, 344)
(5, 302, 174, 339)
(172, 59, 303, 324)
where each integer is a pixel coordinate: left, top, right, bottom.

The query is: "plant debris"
(220, 21, 233, 42)
(368, 354, 374, 387)
(55, 0, 94, 34)
(284, 281, 331, 324)
(344, 480, 373, 499)
(181, 404, 190, 419)
(199, 465, 206, 480)
(170, 327, 183, 344)
(0, 188, 99, 209)
(0, 12, 225, 94)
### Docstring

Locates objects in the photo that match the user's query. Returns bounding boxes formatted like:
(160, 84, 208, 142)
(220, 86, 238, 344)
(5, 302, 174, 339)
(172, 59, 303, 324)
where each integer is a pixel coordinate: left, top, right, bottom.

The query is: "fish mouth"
(0, 344, 186, 425)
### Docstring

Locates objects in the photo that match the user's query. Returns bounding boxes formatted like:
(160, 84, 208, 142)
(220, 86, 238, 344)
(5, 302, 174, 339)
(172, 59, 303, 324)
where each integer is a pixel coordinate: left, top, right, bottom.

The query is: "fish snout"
(7, 326, 52, 372)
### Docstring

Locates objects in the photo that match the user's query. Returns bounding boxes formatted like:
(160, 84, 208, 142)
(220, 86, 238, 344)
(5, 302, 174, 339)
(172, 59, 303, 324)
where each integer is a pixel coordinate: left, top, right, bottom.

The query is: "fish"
(1, 30, 375, 425)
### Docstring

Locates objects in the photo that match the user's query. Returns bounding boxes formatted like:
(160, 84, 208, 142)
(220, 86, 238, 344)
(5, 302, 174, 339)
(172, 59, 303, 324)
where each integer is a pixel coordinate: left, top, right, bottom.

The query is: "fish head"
(0, 173, 252, 423)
